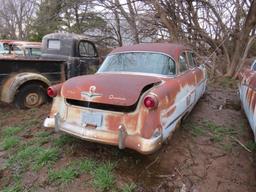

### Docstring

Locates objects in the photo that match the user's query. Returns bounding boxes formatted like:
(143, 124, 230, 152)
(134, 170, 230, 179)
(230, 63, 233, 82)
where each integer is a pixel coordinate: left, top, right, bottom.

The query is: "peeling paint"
(44, 44, 207, 154)
(239, 64, 256, 141)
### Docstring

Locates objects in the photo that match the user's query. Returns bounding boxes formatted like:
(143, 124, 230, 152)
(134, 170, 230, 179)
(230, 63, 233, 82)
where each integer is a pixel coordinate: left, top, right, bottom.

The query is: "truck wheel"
(15, 84, 47, 109)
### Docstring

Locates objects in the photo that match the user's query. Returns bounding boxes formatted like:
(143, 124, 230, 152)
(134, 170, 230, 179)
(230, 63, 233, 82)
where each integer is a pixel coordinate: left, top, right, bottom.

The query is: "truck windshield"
(98, 52, 175, 75)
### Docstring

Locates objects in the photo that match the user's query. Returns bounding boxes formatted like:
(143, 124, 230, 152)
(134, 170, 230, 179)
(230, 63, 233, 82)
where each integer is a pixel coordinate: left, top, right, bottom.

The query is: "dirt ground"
(0, 81, 256, 192)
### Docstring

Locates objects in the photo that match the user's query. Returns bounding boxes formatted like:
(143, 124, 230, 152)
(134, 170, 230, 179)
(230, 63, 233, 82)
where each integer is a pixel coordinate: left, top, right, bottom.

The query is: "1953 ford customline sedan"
(44, 43, 207, 154)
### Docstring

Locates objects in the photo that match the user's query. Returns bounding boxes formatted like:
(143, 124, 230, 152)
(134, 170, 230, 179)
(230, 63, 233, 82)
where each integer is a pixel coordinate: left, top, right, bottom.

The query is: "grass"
(121, 183, 137, 192)
(49, 166, 79, 183)
(1, 184, 22, 192)
(223, 143, 233, 152)
(1, 136, 20, 150)
(35, 131, 51, 138)
(35, 131, 52, 145)
(187, 120, 239, 146)
(33, 148, 59, 170)
(48, 158, 96, 184)
(216, 77, 237, 89)
(54, 134, 76, 147)
(7, 146, 42, 172)
(48, 159, 116, 190)
(1, 175, 22, 192)
(93, 162, 115, 191)
(189, 123, 205, 137)
(245, 141, 256, 151)
(0, 113, 123, 191)
(8, 146, 60, 172)
(202, 120, 237, 142)
(2, 126, 23, 137)
(79, 159, 96, 173)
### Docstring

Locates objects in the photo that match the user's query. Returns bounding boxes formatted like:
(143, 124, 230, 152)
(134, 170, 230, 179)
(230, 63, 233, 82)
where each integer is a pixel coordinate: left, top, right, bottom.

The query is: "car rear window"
(98, 52, 175, 75)
(48, 39, 60, 50)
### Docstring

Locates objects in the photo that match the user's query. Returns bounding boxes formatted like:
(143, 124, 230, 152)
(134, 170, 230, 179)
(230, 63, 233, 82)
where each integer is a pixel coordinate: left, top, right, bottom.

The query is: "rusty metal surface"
(110, 43, 189, 61)
(0, 72, 51, 103)
(45, 43, 207, 154)
(239, 60, 256, 141)
(62, 73, 161, 106)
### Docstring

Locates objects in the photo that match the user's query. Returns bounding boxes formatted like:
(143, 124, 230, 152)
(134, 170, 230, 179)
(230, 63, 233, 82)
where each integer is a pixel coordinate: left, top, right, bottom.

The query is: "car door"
(174, 52, 196, 119)
(187, 52, 206, 102)
(241, 60, 256, 140)
(78, 41, 99, 75)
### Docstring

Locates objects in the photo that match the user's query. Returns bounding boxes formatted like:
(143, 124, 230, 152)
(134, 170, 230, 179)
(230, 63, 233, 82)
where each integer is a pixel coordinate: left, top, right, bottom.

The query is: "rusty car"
(44, 43, 207, 154)
(239, 58, 256, 141)
(0, 33, 100, 109)
(8, 41, 42, 57)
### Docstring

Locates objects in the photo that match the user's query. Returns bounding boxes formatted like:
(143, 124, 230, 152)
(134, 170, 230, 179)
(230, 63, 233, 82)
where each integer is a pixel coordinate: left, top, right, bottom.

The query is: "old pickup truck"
(44, 43, 207, 154)
(0, 33, 100, 108)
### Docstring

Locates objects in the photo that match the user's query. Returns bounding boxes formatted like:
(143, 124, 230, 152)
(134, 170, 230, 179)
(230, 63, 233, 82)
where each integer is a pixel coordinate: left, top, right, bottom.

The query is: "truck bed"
(0, 57, 66, 86)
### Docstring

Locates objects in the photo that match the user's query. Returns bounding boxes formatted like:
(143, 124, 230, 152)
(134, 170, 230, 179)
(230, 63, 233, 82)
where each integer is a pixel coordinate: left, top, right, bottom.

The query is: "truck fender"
(0, 72, 51, 103)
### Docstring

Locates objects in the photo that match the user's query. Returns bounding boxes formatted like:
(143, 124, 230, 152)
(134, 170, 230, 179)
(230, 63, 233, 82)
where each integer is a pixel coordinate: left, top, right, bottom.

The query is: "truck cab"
(42, 33, 99, 78)
(0, 33, 100, 109)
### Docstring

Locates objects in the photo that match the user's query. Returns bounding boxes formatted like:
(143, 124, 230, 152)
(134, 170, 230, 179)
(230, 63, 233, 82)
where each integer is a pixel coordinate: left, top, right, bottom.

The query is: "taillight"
(47, 83, 62, 97)
(47, 87, 56, 97)
(144, 95, 158, 109)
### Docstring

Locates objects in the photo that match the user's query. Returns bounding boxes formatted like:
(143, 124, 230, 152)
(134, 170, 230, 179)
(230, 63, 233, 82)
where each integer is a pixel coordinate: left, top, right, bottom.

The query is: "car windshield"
(98, 52, 175, 75)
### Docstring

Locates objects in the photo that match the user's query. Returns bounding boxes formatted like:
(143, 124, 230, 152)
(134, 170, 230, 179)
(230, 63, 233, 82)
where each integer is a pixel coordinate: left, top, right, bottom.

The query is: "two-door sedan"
(44, 43, 207, 154)
(239, 58, 256, 142)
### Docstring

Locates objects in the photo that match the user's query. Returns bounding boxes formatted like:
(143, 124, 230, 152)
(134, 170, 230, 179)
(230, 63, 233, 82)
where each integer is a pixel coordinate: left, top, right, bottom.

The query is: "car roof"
(110, 43, 191, 61)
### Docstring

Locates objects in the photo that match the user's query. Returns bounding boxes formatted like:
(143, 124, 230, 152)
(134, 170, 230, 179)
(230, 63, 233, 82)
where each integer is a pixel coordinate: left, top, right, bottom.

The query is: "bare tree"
(147, 0, 256, 77)
(0, 0, 37, 39)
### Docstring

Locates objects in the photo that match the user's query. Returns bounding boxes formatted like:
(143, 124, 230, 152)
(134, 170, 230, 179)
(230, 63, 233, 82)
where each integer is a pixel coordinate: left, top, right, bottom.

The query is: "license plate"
(81, 112, 103, 127)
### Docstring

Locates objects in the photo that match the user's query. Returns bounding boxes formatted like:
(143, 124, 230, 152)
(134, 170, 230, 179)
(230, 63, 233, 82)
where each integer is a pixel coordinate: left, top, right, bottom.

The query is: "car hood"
(61, 73, 162, 106)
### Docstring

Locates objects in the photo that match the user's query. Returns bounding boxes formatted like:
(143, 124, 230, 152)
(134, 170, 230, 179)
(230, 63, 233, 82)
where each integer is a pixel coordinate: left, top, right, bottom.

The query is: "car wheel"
(15, 84, 47, 109)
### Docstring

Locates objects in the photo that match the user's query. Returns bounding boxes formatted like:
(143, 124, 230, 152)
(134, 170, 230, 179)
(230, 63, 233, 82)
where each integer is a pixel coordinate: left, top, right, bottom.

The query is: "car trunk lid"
(62, 73, 161, 106)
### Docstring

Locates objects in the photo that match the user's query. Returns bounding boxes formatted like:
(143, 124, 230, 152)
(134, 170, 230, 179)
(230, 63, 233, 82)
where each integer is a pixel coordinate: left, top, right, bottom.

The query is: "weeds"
(245, 141, 256, 151)
(8, 146, 59, 172)
(35, 131, 51, 138)
(33, 148, 59, 170)
(54, 134, 76, 147)
(93, 162, 115, 191)
(1, 184, 22, 192)
(202, 120, 237, 142)
(49, 166, 79, 183)
(189, 123, 205, 137)
(2, 127, 23, 137)
(1, 136, 20, 150)
(8, 146, 42, 172)
(121, 183, 137, 192)
(217, 77, 237, 89)
(79, 159, 96, 173)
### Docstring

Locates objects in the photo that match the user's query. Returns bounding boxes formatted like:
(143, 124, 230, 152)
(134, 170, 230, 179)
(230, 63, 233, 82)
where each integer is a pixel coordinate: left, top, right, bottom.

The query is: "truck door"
(78, 41, 99, 75)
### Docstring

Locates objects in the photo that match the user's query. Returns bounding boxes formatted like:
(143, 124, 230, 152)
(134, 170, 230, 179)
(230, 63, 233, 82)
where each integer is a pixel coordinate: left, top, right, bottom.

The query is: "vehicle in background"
(239, 58, 256, 141)
(0, 40, 41, 57)
(44, 43, 207, 154)
(0, 40, 13, 54)
(10, 41, 42, 57)
(0, 33, 100, 109)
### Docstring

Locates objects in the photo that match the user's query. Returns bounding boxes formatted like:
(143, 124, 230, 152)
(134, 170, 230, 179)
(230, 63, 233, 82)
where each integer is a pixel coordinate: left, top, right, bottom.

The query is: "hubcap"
(25, 93, 40, 107)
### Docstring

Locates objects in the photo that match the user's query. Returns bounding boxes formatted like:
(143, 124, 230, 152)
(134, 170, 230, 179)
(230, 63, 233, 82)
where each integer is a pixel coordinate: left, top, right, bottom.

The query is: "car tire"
(15, 84, 47, 109)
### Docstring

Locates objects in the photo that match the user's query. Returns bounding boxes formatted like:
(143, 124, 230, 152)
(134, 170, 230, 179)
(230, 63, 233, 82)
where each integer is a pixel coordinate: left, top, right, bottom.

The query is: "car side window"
(179, 52, 188, 73)
(79, 41, 96, 57)
(187, 52, 196, 68)
(168, 58, 176, 75)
